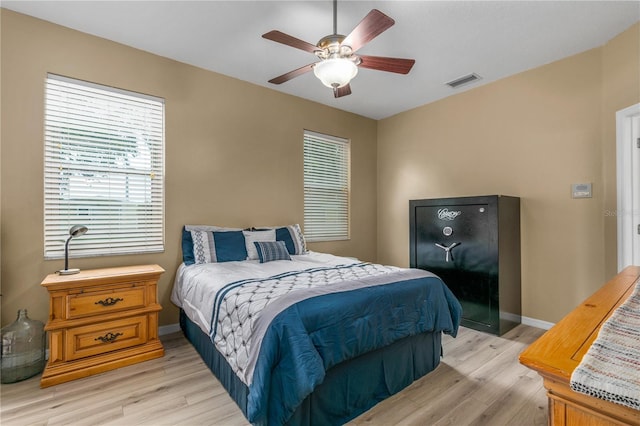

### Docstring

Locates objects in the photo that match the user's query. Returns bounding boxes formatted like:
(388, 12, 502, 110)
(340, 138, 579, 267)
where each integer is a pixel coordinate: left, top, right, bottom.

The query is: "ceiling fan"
(262, 0, 415, 98)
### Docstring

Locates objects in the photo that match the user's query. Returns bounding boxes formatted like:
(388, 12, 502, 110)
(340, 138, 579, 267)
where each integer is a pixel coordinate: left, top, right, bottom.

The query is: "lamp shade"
(69, 224, 88, 238)
(313, 58, 358, 88)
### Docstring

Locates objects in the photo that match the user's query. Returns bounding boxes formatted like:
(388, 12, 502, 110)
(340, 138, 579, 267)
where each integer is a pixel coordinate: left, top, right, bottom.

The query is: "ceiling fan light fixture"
(313, 58, 358, 88)
(263, 6, 411, 97)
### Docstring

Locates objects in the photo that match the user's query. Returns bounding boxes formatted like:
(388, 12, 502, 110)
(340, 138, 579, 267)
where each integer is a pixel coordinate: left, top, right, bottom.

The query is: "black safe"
(409, 195, 521, 335)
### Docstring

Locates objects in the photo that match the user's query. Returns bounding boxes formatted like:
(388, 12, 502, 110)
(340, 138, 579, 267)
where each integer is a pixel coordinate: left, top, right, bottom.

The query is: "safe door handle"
(435, 242, 461, 262)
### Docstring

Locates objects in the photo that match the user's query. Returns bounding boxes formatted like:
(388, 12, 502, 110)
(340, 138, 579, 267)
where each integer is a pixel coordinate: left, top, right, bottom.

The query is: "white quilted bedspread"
(172, 252, 405, 384)
(172, 252, 361, 335)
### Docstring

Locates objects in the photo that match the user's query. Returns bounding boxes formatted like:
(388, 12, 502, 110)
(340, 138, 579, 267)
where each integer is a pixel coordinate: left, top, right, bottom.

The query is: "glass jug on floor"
(1, 309, 46, 383)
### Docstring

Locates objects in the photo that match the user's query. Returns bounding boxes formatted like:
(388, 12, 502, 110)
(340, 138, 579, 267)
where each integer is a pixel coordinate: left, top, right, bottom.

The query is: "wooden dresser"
(40, 264, 165, 387)
(519, 266, 640, 426)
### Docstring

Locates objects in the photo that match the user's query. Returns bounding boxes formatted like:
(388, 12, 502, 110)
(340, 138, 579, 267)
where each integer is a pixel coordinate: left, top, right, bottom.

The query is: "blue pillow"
(182, 227, 196, 265)
(189, 229, 247, 264)
(214, 231, 248, 262)
(254, 241, 291, 263)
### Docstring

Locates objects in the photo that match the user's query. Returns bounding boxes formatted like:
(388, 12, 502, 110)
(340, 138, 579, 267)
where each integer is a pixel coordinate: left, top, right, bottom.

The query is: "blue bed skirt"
(180, 309, 442, 425)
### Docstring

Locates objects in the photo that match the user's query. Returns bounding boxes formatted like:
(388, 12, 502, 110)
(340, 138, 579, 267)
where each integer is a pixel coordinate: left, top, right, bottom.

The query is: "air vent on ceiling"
(446, 73, 482, 89)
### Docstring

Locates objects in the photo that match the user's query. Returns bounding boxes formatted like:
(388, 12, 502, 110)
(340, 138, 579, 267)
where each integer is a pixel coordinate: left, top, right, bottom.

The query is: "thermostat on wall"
(572, 183, 592, 198)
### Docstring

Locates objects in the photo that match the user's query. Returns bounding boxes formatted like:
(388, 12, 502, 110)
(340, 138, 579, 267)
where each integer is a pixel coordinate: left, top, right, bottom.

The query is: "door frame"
(616, 102, 640, 271)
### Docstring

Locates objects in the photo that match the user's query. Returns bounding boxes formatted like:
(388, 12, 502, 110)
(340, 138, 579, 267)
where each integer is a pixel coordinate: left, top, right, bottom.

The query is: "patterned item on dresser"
(570, 280, 640, 411)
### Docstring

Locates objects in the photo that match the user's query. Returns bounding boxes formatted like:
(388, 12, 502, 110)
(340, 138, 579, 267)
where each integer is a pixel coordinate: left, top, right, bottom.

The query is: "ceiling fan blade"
(358, 55, 415, 74)
(268, 63, 316, 85)
(333, 84, 352, 98)
(341, 9, 395, 53)
(262, 30, 319, 54)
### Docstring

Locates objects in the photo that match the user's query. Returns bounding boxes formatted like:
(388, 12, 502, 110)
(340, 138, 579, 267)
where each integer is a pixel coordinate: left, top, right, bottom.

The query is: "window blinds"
(303, 130, 350, 242)
(44, 74, 165, 259)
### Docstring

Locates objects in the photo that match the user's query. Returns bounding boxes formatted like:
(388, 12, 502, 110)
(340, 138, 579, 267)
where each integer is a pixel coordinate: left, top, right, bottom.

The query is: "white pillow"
(243, 229, 276, 260)
(185, 224, 242, 232)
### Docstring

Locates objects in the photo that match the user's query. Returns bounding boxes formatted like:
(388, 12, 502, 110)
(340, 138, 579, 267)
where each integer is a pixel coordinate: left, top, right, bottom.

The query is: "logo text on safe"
(437, 208, 462, 221)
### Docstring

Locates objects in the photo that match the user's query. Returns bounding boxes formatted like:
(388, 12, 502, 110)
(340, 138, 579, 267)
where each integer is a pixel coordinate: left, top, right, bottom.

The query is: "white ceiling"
(3, 1, 639, 119)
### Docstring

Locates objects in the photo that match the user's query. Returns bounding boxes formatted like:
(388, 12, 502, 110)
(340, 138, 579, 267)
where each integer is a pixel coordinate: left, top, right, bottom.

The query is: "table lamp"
(58, 225, 88, 275)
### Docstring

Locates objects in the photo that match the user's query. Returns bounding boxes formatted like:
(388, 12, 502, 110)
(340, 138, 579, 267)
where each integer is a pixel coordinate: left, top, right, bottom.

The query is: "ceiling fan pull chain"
(333, 0, 338, 35)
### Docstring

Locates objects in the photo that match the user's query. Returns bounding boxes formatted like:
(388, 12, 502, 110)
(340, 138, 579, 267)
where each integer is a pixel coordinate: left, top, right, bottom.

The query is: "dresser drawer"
(65, 315, 148, 361)
(67, 286, 146, 319)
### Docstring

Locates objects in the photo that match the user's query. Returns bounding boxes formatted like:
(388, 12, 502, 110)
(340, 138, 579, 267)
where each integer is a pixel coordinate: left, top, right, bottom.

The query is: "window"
(44, 74, 164, 259)
(303, 130, 350, 242)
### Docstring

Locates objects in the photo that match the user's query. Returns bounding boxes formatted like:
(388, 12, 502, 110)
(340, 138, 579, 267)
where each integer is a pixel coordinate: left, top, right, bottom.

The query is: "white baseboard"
(521, 316, 554, 330)
(159, 323, 181, 335)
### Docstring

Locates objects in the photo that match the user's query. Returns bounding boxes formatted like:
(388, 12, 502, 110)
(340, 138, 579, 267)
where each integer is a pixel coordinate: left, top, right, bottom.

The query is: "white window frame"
(44, 74, 165, 259)
(303, 130, 350, 242)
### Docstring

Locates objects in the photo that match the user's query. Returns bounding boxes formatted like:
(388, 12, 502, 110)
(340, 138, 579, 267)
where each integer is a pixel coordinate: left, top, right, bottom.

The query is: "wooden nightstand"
(40, 264, 165, 387)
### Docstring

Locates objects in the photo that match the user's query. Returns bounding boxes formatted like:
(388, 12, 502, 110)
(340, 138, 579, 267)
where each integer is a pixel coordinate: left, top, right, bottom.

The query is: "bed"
(172, 224, 462, 425)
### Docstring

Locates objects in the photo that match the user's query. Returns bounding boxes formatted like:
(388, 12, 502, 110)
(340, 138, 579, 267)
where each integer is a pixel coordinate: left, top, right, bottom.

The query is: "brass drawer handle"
(95, 297, 123, 307)
(95, 332, 123, 343)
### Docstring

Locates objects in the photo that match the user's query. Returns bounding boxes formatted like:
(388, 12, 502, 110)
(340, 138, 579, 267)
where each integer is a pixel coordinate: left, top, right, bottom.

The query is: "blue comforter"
(242, 269, 462, 425)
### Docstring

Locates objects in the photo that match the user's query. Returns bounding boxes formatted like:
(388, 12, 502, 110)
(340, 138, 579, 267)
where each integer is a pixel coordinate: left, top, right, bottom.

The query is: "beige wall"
(0, 10, 378, 327)
(1, 9, 638, 328)
(377, 22, 640, 323)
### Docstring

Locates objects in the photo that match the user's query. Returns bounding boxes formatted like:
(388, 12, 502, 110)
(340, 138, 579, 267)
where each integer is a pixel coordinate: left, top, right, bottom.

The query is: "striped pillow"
(182, 225, 242, 265)
(254, 241, 291, 263)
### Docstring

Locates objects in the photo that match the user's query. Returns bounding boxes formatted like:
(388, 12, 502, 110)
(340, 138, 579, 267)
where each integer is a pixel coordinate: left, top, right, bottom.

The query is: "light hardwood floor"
(1, 324, 547, 425)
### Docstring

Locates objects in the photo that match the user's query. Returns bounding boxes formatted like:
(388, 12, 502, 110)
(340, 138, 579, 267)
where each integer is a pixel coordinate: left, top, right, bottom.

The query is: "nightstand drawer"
(67, 286, 146, 319)
(66, 315, 148, 361)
